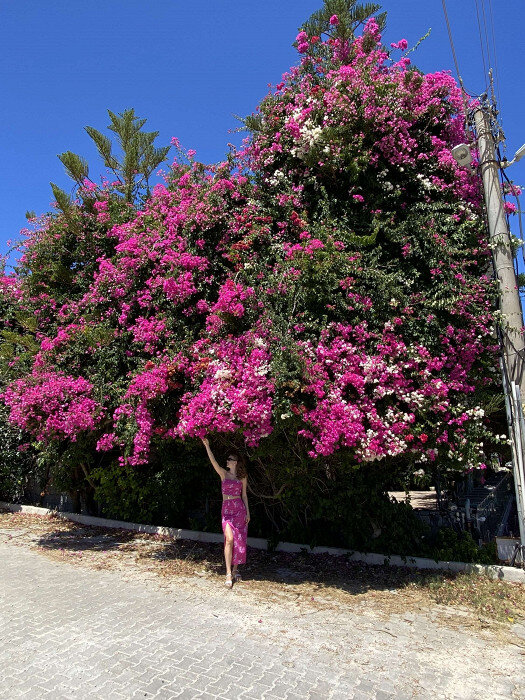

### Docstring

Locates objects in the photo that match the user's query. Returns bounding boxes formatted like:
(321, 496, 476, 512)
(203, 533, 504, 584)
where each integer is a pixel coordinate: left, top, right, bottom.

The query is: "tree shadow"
(35, 520, 138, 552)
(33, 519, 457, 597)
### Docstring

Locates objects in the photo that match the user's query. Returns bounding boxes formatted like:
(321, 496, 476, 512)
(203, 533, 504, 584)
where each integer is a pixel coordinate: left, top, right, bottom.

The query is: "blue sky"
(1, 1, 524, 265)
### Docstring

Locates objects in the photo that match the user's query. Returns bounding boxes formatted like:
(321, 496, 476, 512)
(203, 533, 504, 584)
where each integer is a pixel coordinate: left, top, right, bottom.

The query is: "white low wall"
(2, 501, 524, 583)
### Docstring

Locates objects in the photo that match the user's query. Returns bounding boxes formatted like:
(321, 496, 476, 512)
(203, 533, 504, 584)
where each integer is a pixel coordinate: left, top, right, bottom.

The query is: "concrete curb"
(2, 501, 524, 582)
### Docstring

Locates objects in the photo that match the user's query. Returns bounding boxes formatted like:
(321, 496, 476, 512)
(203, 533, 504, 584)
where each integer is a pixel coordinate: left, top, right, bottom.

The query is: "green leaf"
(85, 126, 120, 171)
(50, 182, 72, 215)
(58, 150, 89, 185)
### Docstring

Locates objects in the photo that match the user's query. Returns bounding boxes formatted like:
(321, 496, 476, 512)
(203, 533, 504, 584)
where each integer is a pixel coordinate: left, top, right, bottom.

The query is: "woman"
(201, 437, 250, 588)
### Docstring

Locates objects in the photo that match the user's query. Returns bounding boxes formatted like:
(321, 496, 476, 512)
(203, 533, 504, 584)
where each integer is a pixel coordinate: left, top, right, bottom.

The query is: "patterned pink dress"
(221, 477, 248, 565)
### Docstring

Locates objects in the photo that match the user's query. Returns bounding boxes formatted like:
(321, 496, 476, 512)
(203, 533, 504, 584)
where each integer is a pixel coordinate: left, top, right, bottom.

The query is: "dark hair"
(228, 451, 247, 479)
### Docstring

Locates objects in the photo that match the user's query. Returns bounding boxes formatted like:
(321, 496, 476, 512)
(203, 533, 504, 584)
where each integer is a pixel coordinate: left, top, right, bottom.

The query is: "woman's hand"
(245, 514, 250, 525)
(201, 437, 209, 448)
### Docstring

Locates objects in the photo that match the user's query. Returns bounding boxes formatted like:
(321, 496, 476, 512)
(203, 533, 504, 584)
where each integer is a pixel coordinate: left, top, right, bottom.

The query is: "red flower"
(419, 433, 428, 443)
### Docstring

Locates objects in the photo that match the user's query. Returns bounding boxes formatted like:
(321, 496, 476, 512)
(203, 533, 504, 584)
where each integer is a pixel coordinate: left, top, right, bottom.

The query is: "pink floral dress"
(221, 477, 247, 564)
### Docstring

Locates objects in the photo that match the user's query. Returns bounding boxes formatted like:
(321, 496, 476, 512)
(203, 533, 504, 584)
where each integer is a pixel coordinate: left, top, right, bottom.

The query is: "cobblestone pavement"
(0, 538, 523, 700)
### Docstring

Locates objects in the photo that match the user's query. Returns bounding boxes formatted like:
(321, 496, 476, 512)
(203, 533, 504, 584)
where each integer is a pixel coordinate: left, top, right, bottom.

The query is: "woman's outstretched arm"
(201, 438, 226, 479)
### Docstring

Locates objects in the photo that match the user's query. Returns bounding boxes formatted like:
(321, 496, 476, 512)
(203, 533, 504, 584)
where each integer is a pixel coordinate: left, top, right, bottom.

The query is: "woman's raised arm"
(201, 438, 226, 479)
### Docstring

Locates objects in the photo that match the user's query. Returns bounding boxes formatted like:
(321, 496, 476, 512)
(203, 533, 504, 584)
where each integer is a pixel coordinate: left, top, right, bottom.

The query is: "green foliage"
(243, 429, 425, 552)
(81, 109, 170, 203)
(240, 429, 499, 563)
(52, 109, 170, 206)
(90, 460, 160, 523)
(16, 186, 137, 310)
(90, 440, 218, 526)
(301, 0, 386, 37)
(0, 319, 40, 378)
(423, 528, 498, 565)
(298, 0, 386, 63)
(58, 151, 89, 185)
(0, 405, 34, 501)
(50, 182, 73, 216)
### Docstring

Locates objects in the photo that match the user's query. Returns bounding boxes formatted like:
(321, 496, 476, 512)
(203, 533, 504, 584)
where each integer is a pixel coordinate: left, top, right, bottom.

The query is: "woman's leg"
(231, 504, 246, 580)
(224, 523, 234, 577)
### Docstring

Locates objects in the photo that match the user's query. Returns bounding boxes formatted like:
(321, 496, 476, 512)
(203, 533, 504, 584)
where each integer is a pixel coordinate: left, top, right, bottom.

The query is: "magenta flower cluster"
(2, 370, 103, 442)
(175, 334, 274, 447)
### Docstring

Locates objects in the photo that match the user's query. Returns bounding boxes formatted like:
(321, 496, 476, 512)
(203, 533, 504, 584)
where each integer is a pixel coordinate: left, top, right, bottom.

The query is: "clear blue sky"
(2, 1, 524, 265)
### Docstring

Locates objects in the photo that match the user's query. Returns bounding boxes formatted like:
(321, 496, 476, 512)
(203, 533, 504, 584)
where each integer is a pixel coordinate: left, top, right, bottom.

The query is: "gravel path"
(0, 526, 524, 699)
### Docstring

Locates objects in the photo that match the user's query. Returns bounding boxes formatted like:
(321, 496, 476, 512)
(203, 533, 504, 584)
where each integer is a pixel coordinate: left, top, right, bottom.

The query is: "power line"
(475, 0, 503, 128)
(486, 0, 504, 152)
(487, 0, 502, 108)
(480, 0, 496, 87)
(480, 0, 492, 70)
(441, 0, 465, 89)
(441, 0, 470, 117)
(500, 165, 525, 269)
(474, 0, 489, 93)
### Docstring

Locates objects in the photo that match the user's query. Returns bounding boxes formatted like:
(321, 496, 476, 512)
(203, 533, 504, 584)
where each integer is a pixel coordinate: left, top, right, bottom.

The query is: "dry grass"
(1, 509, 524, 644)
(428, 574, 524, 625)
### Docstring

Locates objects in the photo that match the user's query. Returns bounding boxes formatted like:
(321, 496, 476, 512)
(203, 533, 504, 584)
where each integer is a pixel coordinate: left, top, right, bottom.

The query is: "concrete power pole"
(474, 107, 525, 556)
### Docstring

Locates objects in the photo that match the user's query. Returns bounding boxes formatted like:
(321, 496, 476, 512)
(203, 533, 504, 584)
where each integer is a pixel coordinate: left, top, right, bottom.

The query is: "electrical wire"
(500, 165, 525, 269)
(497, 158, 525, 305)
(441, 0, 470, 118)
(485, 2, 503, 150)
(470, 104, 525, 362)
(480, 0, 495, 88)
(518, 201, 525, 267)
(474, 0, 489, 94)
(441, 0, 463, 84)
(487, 0, 502, 127)
(480, 0, 492, 73)
(475, 0, 503, 141)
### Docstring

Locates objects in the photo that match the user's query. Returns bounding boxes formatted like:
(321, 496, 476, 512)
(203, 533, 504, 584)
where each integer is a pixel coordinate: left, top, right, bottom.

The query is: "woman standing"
(201, 438, 250, 588)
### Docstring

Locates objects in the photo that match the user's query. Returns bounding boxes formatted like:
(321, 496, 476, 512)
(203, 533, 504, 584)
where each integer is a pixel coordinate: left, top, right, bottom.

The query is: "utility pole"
(473, 106, 525, 557)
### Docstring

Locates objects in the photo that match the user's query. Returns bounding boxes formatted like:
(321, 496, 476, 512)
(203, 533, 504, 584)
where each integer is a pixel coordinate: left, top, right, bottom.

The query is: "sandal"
(233, 572, 242, 582)
(225, 574, 233, 588)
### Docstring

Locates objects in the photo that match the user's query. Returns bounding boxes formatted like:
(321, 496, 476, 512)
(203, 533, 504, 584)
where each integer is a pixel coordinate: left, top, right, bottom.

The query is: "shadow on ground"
(27, 515, 449, 596)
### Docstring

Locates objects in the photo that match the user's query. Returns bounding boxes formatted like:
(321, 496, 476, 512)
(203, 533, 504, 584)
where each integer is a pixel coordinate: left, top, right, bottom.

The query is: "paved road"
(0, 539, 523, 700)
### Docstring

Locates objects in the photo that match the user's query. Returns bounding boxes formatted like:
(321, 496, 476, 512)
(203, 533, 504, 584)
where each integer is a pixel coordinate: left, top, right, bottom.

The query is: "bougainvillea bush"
(0, 13, 508, 549)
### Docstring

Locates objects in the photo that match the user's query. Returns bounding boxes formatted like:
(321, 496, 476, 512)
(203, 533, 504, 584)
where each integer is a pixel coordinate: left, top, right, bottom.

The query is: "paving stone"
(1, 538, 524, 700)
(269, 681, 296, 695)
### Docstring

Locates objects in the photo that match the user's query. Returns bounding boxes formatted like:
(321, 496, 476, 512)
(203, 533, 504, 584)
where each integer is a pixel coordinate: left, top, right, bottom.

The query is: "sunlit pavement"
(0, 538, 522, 699)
